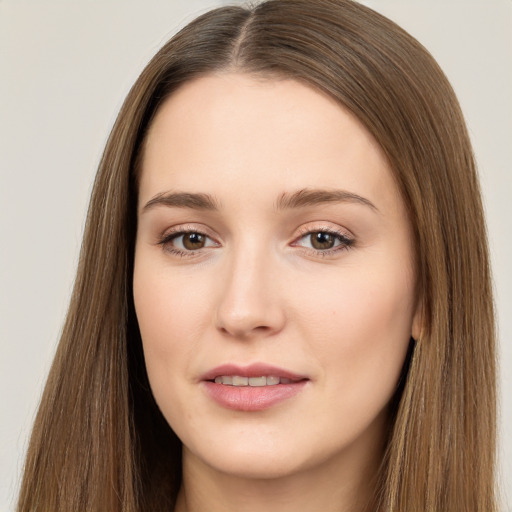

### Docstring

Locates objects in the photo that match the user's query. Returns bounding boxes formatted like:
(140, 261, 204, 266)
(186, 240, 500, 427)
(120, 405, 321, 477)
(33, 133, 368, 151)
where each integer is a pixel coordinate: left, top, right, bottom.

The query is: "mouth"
(201, 363, 309, 412)
(211, 375, 298, 386)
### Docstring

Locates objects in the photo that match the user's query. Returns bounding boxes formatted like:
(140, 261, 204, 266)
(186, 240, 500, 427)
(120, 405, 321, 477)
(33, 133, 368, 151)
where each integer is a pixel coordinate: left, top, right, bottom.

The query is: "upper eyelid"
(156, 222, 354, 244)
(297, 226, 348, 235)
(294, 223, 354, 239)
(292, 230, 354, 246)
(157, 229, 219, 257)
(159, 224, 217, 240)
(154, 228, 217, 254)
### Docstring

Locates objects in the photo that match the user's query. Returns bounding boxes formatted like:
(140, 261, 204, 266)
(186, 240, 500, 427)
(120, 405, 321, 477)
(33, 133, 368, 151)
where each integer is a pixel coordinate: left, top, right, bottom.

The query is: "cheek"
(132, 254, 208, 390)
(134, 249, 212, 337)
(133, 258, 214, 439)
(291, 258, 415, 411)
(295, 259, 414, 340)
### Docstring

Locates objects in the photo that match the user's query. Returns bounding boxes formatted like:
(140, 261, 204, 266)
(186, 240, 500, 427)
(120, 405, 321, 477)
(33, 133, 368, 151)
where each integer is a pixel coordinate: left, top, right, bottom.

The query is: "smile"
(213, 375, 295, 386)
(202, 363, 309, 411)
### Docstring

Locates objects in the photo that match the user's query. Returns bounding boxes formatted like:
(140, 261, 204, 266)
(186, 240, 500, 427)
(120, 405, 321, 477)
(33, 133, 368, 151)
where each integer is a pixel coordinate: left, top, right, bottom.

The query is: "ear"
(411, 295, 424, 341)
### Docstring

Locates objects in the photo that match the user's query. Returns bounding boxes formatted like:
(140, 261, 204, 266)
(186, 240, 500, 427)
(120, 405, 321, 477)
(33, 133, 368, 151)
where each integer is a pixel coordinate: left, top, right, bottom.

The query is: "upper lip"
(200, 363, 308, 382)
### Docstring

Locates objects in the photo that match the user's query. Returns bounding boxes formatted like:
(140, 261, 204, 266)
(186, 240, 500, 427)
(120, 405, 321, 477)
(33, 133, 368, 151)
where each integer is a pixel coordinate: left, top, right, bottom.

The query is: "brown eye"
(293, 229, 353, 253)
(182, 232, 206, 250)
(310, 232, 336, 250)
(162, 231, 217, 253)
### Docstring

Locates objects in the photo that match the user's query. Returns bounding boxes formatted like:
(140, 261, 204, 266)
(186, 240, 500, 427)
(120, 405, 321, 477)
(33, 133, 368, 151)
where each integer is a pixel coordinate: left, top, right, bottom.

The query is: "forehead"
(139, 73, 401, 216)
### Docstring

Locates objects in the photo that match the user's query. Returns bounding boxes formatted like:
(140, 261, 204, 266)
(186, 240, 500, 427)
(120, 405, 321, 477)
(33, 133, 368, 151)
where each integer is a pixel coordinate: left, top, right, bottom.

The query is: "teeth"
(249, 376, 266, 387)
(213, 375, 293, 386)
(214, 376, 232, 384)
(232, 376, 249, 386)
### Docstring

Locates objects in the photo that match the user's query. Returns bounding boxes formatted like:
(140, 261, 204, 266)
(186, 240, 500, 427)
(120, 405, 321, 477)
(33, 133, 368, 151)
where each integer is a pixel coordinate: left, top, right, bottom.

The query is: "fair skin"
(133, 73, 421, 512)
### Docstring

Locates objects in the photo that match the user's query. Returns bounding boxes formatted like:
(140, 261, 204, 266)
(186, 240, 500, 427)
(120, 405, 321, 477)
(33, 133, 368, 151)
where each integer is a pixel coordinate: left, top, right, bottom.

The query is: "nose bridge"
(215, 236, 284, 338)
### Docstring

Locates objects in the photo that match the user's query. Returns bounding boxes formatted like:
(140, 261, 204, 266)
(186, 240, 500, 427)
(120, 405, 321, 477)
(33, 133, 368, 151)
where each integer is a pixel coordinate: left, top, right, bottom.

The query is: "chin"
(183, 434, 317, 480)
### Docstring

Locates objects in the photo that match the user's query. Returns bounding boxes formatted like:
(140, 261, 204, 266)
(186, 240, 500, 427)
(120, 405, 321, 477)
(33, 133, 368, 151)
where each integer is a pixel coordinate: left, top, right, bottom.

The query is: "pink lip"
(200, 363, 306, 382)
(201, 363, 309, 412)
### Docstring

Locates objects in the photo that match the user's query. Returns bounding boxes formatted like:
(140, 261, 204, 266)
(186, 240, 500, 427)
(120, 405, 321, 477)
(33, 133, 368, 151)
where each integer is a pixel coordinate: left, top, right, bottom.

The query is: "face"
(134, 73, 421, 481)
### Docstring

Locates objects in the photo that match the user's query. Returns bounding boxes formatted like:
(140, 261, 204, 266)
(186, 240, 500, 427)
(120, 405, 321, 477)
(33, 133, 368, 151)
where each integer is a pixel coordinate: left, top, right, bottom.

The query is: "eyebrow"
(275, 188, 378, 212)
(141, 188, 378, 214)
(142, 191, 220, 212)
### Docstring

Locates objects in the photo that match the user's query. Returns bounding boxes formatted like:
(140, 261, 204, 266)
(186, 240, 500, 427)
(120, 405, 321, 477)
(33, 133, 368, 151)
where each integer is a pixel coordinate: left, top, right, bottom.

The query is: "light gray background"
(1, 1, 511, 511)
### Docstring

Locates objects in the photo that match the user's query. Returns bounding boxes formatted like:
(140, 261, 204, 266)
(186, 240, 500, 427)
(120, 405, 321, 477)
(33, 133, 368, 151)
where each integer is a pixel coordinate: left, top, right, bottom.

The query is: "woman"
(16, 0, 497, 511)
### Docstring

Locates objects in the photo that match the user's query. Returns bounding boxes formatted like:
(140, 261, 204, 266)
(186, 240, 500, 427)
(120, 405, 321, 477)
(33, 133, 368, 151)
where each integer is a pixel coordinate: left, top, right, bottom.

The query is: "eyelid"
(156, 223, 221, 258)
(290, 223, 355, 254)
(292, 221, 355, 243)
(294, 222, 354, 238)
(157, 223, 219, 243)
(154, 222, 355, 259)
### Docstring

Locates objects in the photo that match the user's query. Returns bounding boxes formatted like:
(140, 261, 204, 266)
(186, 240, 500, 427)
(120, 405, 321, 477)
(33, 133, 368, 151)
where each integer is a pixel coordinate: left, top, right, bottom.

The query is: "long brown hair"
(17, 1, 496, 510)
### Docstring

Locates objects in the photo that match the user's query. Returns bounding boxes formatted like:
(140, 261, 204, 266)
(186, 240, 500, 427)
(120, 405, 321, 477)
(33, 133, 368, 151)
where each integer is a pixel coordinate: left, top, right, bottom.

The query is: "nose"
(215, 246, 286, 339)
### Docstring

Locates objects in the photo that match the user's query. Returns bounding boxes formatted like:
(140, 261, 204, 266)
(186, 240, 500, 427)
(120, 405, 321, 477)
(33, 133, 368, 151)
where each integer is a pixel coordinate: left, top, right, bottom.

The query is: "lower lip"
(203, 381, 308, 411)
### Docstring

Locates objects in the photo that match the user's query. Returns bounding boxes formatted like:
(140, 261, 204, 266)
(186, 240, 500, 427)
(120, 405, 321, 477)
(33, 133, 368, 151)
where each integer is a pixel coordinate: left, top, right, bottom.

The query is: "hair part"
(17, 1, 496, 511)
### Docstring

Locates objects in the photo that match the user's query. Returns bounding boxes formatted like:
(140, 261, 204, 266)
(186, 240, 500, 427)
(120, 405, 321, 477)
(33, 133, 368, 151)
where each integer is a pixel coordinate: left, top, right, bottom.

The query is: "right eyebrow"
(141, 191, 220, 213)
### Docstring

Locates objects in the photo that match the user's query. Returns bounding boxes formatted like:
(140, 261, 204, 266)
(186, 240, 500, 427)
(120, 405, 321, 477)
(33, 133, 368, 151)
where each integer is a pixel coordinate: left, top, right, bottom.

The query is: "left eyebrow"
(274, 188, 379, 213)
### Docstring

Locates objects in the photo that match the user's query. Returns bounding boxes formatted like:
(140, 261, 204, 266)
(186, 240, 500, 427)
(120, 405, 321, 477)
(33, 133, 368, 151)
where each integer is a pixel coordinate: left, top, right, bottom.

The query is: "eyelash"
(157, 228, 218, 259)
(293, 227, 354, 256)
(157, 227, 354, 259)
